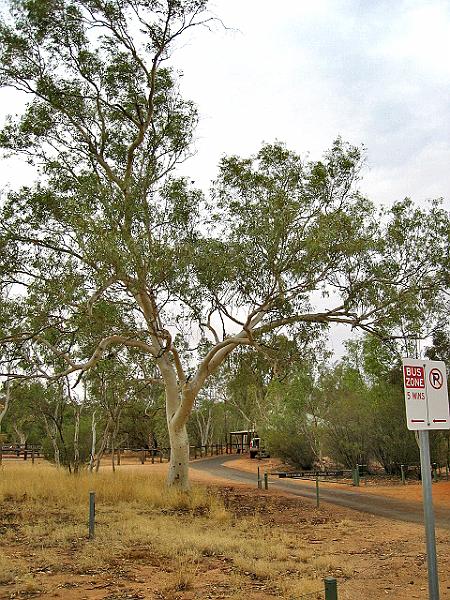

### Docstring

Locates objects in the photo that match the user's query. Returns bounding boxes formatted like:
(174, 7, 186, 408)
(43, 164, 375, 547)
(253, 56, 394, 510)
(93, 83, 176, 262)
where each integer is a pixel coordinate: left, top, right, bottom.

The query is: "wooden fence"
(107, 443, 248, 465)
(0, 444, 42, 464)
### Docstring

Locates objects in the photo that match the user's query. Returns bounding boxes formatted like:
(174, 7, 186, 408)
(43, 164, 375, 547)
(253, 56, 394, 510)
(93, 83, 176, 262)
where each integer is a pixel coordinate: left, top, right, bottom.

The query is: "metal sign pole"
(402, 356, 449, 600)
(418, 429, 439, 600)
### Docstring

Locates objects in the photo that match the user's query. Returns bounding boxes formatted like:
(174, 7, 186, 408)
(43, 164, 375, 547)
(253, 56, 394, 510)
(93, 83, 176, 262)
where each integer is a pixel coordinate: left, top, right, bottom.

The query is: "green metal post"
(324, 576, 338, 600)
(401, 464, 406, 485)
(264, 469, 268, 490)
(316, 476, 320, 508)
(89, 491, 95, 539)
(257, 466, 261, 489)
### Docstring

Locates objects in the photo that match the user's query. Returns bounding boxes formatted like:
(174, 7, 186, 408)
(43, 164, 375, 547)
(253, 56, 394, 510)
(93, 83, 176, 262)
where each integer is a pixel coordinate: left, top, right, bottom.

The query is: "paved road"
(191, 455, 450, 529)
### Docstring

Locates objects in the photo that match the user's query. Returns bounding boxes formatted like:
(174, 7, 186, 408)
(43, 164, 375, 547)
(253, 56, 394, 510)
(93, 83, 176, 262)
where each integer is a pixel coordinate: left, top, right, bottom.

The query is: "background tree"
(1, 1, 448, 489)
(358, 336, 419, 473)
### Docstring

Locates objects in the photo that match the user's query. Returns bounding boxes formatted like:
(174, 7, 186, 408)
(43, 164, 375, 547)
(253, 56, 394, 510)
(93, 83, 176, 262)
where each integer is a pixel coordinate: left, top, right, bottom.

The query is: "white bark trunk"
(73, 406, 81, 474)
(13, 424, 27, 446)
(43, 415, 60, 468)
(163, 373, 192, 490)
(89, 410, 97, 472)
(167, 420, 190, 489)
(95, 420, 111, 472)
(0, 379, 11, 433)
(195, 408, 212, 447)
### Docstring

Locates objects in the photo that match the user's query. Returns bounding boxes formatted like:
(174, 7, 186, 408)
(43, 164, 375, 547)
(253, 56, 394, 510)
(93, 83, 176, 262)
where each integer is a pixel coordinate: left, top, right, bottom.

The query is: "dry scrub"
(0, 464, 348, 599)
(1, 463, 448, 599)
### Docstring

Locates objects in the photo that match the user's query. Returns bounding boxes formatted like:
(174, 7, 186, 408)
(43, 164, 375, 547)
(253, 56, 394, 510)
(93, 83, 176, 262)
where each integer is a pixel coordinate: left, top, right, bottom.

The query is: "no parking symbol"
(429, 368, 443, 390)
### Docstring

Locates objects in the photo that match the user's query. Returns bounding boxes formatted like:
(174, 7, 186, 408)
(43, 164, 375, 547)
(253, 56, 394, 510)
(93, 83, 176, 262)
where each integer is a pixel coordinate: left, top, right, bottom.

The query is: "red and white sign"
(404, 365, 425, 389)
(402, 358, 450, 430)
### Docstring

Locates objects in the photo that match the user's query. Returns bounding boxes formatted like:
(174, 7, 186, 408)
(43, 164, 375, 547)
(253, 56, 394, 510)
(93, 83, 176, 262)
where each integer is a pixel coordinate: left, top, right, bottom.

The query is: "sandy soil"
(1, 457, 450, 600)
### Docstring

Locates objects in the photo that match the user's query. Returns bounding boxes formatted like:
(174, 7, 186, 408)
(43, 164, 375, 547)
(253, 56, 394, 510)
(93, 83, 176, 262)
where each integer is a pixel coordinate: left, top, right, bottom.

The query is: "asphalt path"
(191, 455, 450, 530)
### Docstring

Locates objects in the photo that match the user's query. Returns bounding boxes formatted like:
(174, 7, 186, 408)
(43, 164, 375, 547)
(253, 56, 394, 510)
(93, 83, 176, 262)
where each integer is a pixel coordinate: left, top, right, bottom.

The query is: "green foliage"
(319, 362, 372, 468)
(1, 381, 46, 444)
(261, 369, 317, 469)
(359, 337, 419, 471)
(0, 1, 448, 488)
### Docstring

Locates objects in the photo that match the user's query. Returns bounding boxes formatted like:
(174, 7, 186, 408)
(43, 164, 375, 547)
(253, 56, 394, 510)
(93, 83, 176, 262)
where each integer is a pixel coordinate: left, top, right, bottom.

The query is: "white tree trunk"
(195, 408, 213, 447)
(73, 406, 81, 474)
(95, 420, 111, 472)
(111, 422, 118, 473)
(89, 410, 97, 472)
(13, 424, 27, 447)
(164, 379, 192, 490)
(43, 415, 60, 468)
(167, 421, 190, 489)
(0, 379, 11, 433)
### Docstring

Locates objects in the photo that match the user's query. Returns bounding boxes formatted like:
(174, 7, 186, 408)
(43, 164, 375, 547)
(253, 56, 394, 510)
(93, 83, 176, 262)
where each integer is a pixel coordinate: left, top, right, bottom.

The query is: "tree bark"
(43, 414, 60, 468)
(0, 379, 11, 433)
(111, 422, 117, 473)
(95, 420, 111, 472)
(167, 419, 190, 489)
(73, 405, 81, 475)
(195, 407, 213, 447)
(12, 424, 27, 447)
(164, 375, 192, 489)
(89, 410, 97, 472)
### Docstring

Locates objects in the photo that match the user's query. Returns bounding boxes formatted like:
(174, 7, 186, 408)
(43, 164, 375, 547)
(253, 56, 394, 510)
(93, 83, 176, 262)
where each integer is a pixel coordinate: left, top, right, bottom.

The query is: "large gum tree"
(0, 0, 448, 489)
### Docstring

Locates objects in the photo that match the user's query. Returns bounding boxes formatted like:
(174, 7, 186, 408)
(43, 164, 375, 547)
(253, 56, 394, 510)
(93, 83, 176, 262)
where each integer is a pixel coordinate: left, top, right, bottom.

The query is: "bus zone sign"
(402, 358, 450, 430)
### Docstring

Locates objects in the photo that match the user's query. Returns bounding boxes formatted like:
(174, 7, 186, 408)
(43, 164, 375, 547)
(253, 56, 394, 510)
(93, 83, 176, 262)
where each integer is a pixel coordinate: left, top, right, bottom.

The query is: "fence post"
(89, 491, 96, 539)
(401, 464, 406, 485)
(324, 576, 338, 600)
(257, 466, 261, 489)
(316, 476, 320, 508)
(264, 468, 268, 490)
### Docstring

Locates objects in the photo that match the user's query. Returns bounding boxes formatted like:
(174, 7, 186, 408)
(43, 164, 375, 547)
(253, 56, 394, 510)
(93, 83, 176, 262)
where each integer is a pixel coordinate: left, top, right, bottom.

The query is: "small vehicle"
(249, 437, 270, 459)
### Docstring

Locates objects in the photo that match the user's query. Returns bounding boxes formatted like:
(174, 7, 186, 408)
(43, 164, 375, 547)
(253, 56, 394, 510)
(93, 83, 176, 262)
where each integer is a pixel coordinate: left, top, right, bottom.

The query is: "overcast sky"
(173, 0, 450, 210)
(1, 0, 449, 206)
(172, 0, 450, 356)
(1, 0, 448, 358)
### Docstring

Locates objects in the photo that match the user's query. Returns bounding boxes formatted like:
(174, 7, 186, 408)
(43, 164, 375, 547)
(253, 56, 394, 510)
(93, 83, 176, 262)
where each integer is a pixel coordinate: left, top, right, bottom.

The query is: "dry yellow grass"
(0, 463, 352, 599)
(0, 555, 18, 585)
(0, 463, 213, 511)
